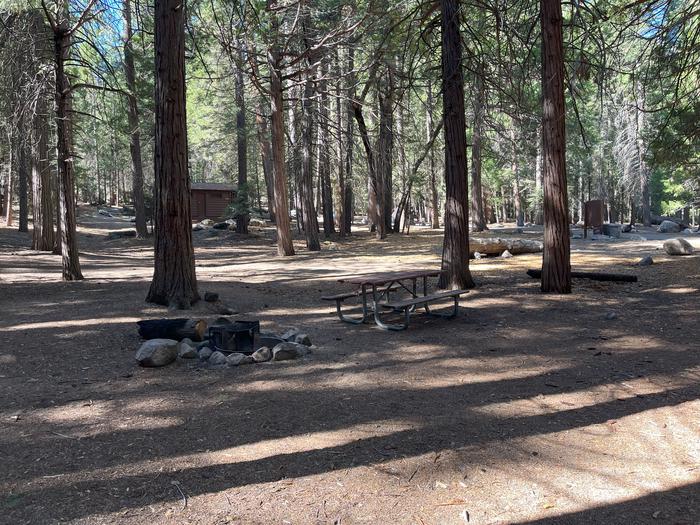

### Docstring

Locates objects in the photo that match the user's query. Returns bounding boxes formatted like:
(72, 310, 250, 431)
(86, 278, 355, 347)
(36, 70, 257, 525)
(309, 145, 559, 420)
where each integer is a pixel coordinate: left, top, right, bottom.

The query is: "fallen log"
(526, 269, 637, 282)
(470, 237, 543, 257)
(137, 318, 208, 341)
(651, 215, 690, 229)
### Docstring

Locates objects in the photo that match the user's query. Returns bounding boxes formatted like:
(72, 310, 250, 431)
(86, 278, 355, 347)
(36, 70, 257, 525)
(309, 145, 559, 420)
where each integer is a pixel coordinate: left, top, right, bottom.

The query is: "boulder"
(473, 251, 484, 260)
(252, 346, 272, 363)
(658, 220, 681, 233)
(196, 339, 210, 350)
(281, 328, 300, 342)
(192, 224, 205, 232)
(683, 228, 693, 234)
(621, 224, 633, 233)
(200, 219, 214, 226)
(208, 351, 228, 366)
(272, 342, 310, 361)
(663, 238, 694, 256)
(638, 256, 654, 267)
(198, 347, 213, 361)
(226, 353, 254, 366)
(177, 341, 198, 359)
(204, 291, 219, 302)
(500, 250, 513, 259)
(293, 333, 312, 346)
(249, 218, 266, 227)
(135, 339, 178, 367)
(213, 221, 229, 230)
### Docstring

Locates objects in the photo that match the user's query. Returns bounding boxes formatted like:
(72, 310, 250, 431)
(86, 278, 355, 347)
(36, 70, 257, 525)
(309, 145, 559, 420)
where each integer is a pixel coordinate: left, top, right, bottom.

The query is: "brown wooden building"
(190, 182, 237, 222)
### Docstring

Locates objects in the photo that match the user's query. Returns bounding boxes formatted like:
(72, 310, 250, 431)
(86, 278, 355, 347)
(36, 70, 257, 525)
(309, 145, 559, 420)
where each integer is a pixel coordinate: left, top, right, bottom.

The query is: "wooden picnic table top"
(338, 269, 443, 286)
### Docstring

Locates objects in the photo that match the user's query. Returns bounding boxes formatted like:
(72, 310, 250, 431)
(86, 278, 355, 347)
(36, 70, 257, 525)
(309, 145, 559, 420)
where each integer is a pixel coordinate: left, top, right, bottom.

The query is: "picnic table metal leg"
(334, 284, 370, 324)
(372, 282, 408, 331)
(425, 294, 460, 318)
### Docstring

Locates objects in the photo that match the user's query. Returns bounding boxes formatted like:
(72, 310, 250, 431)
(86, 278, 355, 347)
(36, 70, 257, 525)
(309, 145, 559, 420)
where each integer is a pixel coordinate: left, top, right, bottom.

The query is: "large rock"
(198, 347, 213, 361)
(213, 221, 229, 230)
(272, 342, 310, 361)
(135, 339, 178, 367)
(663, 238, 694, 256)
(227, 353, 254, 366)
(281, 328, 300, 342)
(208, 351, 228, 366)
(621, 223, 633, 233)
(638, 256, 654, 267)
(294, 333, 312, 346)
(252, 346, 272, 363)
(177, 341, 197, 359)
(658, 220, 681, 233)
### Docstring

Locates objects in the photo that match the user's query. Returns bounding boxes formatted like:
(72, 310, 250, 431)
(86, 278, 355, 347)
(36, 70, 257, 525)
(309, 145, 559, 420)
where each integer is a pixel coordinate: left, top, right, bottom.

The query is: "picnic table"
(322, 269, 468, 330)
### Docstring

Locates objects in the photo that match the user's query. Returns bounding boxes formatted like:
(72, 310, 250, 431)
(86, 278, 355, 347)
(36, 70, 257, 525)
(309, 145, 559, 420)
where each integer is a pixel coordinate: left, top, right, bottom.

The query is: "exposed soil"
(1, 209, 699, 525)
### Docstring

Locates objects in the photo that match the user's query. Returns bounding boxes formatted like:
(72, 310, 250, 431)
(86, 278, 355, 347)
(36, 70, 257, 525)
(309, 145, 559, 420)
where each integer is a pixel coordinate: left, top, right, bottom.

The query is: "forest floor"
(1, 207, 699, 525)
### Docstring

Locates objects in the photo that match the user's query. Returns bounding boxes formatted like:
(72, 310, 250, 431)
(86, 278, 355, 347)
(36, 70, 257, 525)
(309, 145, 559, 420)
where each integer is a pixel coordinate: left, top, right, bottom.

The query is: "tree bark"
(299, 65, 320, 250)
(470, 62, 486, 232)
(31, 100, 54, 251)
(343, 46, 355, 235)
(353, 103, 385, 239)
(540, 0, 571, 293)
(234, 39, 248, 234)
(2, 134, 11, 224)
(123, 0, 148, 237)
(334, 48, 346, 237)
(439, 0, 474, 290)
(376, 64, 394, 232)
(427, 82, 440, 229)
(318, 59, 335, 236)
(267, 5, 295, 256)
(146, 0, 199, 307)
(18, 130, 28, 233)
(52, 7, 83, 280)
(255, 99, 275, 222)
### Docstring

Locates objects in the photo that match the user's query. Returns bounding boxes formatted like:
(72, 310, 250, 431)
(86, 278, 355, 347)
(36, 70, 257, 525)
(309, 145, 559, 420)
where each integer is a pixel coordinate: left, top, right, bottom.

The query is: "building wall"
(191, 190, 235, 221)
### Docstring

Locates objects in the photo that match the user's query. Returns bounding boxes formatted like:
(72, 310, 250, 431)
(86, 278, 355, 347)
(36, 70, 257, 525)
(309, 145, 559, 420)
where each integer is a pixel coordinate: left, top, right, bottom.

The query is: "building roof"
(191, 182, 237, 192)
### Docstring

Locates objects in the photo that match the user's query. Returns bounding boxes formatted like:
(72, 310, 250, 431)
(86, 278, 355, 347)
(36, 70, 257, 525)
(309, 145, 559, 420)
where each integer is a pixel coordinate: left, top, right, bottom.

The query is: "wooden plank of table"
(338, 269, 443, 286)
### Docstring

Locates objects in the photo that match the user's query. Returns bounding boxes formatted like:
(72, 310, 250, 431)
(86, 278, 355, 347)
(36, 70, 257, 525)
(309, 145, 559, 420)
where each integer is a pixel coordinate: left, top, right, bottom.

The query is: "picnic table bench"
(322, 269, 468, 330)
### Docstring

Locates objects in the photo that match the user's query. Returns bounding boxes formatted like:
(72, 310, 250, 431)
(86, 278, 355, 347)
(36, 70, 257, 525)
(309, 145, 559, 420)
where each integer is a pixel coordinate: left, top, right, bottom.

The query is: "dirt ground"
(1, 208, 699, 525)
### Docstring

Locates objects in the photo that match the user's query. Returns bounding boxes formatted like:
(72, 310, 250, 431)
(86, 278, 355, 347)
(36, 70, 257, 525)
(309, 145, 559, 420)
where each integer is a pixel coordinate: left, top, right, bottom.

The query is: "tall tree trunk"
(427, 82, 440, 229)
(343, 46, 355, 234)
(318, 61, 335, 236)
(510, 124, 524, 227)
(255, 99, 275, 222)
(334, 48, 346, 237)
(18, 132, 29, 233)
(376, 65, 394, 232)
(534, 125, 543, 224)
(267, 6, 295, 256)
(31, 101, 54, 250)
(470, 63, 486, 232)
(540, 0, 571, 293)
(2, 136, 11, 224)
(123, 0, 148, 237)
(234, 39, 248, 234)
(146, 0, 199, 307)
(52, 10, 83, 280)
(353, 104, 385, 239)
(439, 0, 474, 290)
(299, 67, 320, 250)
